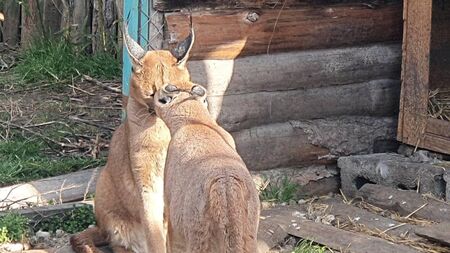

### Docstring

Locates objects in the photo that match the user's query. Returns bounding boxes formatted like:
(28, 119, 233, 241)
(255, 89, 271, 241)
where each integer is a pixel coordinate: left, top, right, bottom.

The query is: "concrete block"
(338, 153, 446, 198)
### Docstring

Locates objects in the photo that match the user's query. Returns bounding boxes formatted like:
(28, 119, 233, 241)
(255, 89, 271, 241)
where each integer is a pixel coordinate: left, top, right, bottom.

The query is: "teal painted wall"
(122, 0, 150, 97)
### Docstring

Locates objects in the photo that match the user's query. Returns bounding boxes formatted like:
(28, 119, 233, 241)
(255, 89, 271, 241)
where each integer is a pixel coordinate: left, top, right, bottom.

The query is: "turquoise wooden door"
(122, 0, 150, 98)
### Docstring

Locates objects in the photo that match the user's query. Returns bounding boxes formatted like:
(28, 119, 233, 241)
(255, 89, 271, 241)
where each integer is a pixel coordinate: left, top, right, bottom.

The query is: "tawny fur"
(70, 50, 194, 253)
(154, 87, 261, 253)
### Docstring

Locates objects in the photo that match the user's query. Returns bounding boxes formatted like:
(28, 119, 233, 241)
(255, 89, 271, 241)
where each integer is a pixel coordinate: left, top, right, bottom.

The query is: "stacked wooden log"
(159, 1, 405, 177)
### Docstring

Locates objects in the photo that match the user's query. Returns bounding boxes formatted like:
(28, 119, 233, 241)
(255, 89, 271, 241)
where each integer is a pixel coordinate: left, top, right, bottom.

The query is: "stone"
(35, 230, 51, 240)
(1, 243, 24, 252)
(338, 153, 446, 198)
(55, 229, 64, 238)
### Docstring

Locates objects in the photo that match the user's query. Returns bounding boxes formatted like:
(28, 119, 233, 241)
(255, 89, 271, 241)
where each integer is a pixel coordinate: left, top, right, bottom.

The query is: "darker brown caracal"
(154, 84, 260, 253)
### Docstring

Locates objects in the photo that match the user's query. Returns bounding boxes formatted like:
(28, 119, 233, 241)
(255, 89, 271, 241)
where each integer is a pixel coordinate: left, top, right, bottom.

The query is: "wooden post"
(3, 0, 21, 45)
(21, 0, 44, 47)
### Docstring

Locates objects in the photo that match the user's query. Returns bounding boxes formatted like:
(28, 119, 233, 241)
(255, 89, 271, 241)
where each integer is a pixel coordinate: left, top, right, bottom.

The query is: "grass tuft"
(14, 37, 121, 84)
(292, 239, 328, 253)
(0, 213, 29, 243)
(34, 205, 96, 234)
(260, 177, 298, 203)
(0, 138, 105, 187)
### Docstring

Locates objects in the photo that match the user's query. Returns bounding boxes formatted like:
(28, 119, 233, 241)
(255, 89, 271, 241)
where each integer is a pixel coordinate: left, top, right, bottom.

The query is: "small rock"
(88, 224, 96, 228)
(288, 199, 297, 206)
(297, 199, 307, 205)
(55, 229, 64, 238)
(314, 217, 321, 223)
(292, 211, 306, 219)
(354, 217, 361, 221)
(36, 230, 51, 239)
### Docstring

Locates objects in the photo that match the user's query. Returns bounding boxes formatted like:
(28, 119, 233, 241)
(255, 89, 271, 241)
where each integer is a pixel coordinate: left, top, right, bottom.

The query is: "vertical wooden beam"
(3, 0, 21, 45)
(21, 0, 44, 47)
(397, 0, 432, 147)
(71, 0, 90, 43)
(42, 0, 62, 37)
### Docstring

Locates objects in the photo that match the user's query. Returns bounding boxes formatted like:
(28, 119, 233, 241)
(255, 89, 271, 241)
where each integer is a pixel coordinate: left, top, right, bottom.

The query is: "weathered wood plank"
(188, 43, 401, 96)
(211, 79, 400, 131)
(357, 184, 450, 223)
(397, 0, 432, 148)
(415, 222, 450, 247)
(165, 3, 403, 59)
(0, 168, 100, 210)
(261, 206, 420, 253)
(320, 198, 421, 240)
(42, 0, 62, 36)
(21, 0, 43, 47)
(422, 132, 450, 156)
(2, 0, 21, 45)
(286, 219, 420, 253)
(0, 202, 93, 221)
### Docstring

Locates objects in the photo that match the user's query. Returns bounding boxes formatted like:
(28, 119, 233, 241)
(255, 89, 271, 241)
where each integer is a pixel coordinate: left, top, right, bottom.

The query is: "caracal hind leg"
(70, 226, 108, 253)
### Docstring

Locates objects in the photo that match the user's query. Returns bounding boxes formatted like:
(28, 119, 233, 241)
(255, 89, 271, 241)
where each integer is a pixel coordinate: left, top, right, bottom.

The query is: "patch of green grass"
(15, 37, 121, 84)
(0, 213, 29, 243)
(260, 177, 299, 203)
(292, 239, 328, 253)
(35, 205, 95, 234)
(0, 138, 105, 187)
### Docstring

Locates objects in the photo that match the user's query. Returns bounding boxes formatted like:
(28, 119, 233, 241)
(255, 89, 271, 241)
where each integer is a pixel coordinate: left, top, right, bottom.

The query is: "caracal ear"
(123, 23, 147, 73)
(171, 27, 195, 69)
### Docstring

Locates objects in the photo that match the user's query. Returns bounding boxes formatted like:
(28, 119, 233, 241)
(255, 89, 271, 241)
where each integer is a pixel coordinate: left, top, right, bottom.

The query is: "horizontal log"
(232, 116, 397, 170)
(165, 3, 403, 59)
(188, 43, 401, 96)
(0, 168, 100, 210)
(210, 79, 400, 131)
(153, 0, 370, 11)
(415, 223, 450, 247)
(0, 201, 93, 221)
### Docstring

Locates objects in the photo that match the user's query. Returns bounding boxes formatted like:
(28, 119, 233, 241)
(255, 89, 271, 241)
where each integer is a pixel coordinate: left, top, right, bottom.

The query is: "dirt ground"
(0, 69, 122, 185)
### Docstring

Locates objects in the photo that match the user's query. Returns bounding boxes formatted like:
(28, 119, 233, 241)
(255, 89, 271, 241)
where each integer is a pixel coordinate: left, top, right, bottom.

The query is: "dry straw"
(428, 88, 450, 121)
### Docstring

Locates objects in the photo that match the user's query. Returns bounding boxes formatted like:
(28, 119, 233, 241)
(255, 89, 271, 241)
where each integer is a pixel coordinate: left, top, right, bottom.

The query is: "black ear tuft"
(171, 27, 195, 66)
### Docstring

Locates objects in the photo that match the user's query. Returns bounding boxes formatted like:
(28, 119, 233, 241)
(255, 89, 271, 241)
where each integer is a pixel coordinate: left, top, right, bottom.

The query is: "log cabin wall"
(155, 0, 404, 177)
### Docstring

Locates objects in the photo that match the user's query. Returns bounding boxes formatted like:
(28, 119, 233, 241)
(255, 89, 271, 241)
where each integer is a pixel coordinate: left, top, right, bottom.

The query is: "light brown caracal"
(154, 84, 261, 253)
(69, 25, 195, 253)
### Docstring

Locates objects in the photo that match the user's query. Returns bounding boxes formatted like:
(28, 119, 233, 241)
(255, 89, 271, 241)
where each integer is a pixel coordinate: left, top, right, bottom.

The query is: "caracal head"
(124, 24, 196, 110)
(154, 82, 208, 120)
